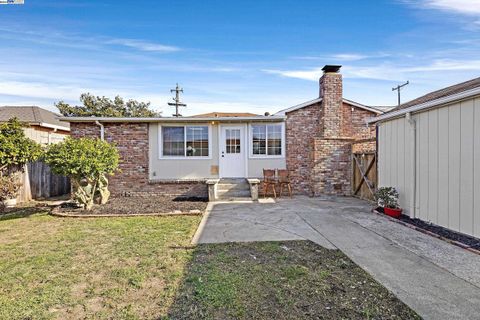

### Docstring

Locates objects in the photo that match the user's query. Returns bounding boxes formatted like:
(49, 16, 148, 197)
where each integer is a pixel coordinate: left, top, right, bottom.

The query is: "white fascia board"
(274, 98, 322, 115)
(60, 116, 286, 123)
(343, 98, 383, 114)
(39, 122, 70, 132)
(368, 86, 480, 124)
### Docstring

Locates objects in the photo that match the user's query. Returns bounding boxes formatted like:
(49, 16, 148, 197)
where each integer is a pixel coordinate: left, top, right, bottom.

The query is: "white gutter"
(95, 120, 105, 141)
(367, 86, 480, 124)
(406, 112, 416, 219)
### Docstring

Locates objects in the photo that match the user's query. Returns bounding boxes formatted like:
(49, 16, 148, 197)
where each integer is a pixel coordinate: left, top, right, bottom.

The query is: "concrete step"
(217, 189, 251, 198)
(215, 178, 252, 200)
(217, 183, 250, 192)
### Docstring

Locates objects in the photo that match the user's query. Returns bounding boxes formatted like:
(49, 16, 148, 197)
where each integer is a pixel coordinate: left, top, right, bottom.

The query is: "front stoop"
(206, 178, 260, 201)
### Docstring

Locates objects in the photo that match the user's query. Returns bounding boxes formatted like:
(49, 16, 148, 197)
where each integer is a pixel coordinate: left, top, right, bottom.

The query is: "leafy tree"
(0, 118, 42, 172)
(44, 138, 119, 210)
(56, 93, 161, 117)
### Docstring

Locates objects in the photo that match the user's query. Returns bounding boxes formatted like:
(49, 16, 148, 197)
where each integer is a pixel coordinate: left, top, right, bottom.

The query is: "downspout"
(95, 121, 105, 141)
(406, 112, 416, 218)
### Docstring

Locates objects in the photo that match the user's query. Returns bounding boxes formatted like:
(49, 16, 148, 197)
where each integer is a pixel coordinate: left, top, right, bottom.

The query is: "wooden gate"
(352, 153, 377, 201)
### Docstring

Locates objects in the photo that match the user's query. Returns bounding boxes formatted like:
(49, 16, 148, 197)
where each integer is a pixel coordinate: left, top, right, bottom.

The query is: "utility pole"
(168, 83, 187, 117)
(392, 81, 409, 107)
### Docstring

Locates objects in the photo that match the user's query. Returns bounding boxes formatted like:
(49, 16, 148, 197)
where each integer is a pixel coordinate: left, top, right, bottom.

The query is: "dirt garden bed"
(53, 196, 208, 217)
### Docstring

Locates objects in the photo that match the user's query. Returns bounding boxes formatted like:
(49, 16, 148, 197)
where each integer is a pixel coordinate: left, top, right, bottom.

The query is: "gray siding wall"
(378, 96, 480, 238)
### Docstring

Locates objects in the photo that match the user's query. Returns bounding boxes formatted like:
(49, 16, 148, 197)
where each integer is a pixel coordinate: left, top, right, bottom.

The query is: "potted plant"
(0, 175, 20, 210)
(375, 187, 402, 218)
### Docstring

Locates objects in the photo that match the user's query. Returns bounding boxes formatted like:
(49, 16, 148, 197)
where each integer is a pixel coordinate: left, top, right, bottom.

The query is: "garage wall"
(378, 96, 480, 238)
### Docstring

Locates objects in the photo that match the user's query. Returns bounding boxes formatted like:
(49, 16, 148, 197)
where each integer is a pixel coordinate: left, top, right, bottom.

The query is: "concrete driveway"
(193, 196, 480, 320)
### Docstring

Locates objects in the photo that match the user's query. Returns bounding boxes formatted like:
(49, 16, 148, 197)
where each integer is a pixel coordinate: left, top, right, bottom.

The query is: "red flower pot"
(384, 207, 402, 218)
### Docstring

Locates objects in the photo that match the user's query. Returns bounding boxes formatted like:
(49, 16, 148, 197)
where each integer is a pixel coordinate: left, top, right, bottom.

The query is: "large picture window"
(251, 124, 283, 156)
(161, 125, 209, 157)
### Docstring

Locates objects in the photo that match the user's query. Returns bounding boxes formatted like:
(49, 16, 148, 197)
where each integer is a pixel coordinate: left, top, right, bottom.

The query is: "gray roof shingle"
(0, 106, 70, 130)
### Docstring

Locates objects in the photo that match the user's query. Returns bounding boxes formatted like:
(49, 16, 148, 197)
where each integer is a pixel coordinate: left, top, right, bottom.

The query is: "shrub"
(0, 118, 42, 172)
(375, 187, 399, 209)
(44, 138, 119, 210)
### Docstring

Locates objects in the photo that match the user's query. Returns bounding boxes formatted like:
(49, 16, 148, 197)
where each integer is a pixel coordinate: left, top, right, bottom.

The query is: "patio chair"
(262, 169, 277, 198)
(277, 169, 292, 198)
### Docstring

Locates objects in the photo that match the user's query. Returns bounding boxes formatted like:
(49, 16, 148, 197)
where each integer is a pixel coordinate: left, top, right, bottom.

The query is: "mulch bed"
(54, 196, 208, 216)
(375, 207, 480, 253)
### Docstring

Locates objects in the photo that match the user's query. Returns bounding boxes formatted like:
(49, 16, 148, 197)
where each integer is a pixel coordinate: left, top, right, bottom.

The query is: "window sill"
(248, 155, 285, 159)
(158, 156, 212, 160)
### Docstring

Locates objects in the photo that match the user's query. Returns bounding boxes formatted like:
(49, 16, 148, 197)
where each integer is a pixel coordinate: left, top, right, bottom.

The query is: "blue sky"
(1, 0, 480, 115)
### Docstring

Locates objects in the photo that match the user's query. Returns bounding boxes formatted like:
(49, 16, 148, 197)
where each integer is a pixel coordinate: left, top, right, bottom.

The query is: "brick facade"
(285, 102, 320, 195)
(285, 67, 377, 196)
(70, 122, 208, 198)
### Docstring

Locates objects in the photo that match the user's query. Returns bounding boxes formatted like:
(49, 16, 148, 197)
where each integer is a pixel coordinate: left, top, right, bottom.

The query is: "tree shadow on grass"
(0, 206, 51, 221)
(164, 240, 420, 320)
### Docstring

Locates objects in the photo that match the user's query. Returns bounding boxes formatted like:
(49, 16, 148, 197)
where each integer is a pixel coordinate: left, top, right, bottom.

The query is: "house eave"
(60, 116, 286, 123)
(38, 122, 71, 132)
(367, 86, 480, 124)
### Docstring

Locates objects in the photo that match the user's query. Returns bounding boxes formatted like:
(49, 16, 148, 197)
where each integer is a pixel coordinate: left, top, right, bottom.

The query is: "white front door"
(219, 125, 246, 178)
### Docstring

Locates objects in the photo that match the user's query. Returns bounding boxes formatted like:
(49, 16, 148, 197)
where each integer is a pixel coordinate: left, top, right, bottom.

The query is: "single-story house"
(63, 65, 383, 199)
(369, 77, 480, 238)
(0, 106, 70, 144)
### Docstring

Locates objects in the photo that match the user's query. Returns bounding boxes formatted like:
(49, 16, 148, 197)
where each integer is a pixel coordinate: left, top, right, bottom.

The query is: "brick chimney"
(319, 65, 343, 138)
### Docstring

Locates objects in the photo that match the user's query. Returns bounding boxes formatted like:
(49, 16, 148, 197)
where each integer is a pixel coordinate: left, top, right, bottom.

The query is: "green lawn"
(0, 209, 201, 319)
(0, 210, 419, 320)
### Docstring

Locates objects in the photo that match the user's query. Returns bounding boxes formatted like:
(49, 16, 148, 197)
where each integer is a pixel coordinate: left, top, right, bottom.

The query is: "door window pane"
(226, 129, 241, 154)
(162, 127, 184, 156)
(186, 126, 209, 157)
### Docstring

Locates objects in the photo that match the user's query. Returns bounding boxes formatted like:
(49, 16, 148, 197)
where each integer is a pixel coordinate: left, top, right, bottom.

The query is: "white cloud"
(264, 58, 480, 82)
(331, 54, 369, 61)
(106, 38, 180, 52)
(421, 0, 480, 15)
(292, 53, 390, 62)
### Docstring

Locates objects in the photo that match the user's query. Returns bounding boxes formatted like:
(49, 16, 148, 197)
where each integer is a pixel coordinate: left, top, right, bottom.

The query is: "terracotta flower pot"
(384, 207, 402, 218)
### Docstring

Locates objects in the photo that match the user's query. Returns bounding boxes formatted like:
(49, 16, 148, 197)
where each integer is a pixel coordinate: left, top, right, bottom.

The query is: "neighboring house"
(63, 65, 382, 199)
(370, 77, 480, 238)
(0, 106, 71, 201)
(0, 106, 70, 144)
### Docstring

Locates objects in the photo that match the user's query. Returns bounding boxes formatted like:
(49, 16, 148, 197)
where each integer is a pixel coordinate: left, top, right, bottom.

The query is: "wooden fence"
(7, 162, 70, 202)
(27, 161, 70, 200)
(352, 152, 377, 201)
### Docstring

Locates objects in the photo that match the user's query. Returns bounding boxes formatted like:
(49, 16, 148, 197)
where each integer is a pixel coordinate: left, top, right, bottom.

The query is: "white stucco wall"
(378, 96, 480, 238)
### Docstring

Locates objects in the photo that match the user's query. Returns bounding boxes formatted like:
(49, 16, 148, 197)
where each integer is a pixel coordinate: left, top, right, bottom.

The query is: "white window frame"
(159, 124, 212, 160)
(248, 122, 285, 159)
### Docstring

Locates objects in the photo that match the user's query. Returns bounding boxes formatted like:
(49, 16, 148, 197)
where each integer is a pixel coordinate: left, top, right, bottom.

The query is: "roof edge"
(275, 98, 383, 115)
(368, 86, 480, 124)
(60, 116, 286, 123)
